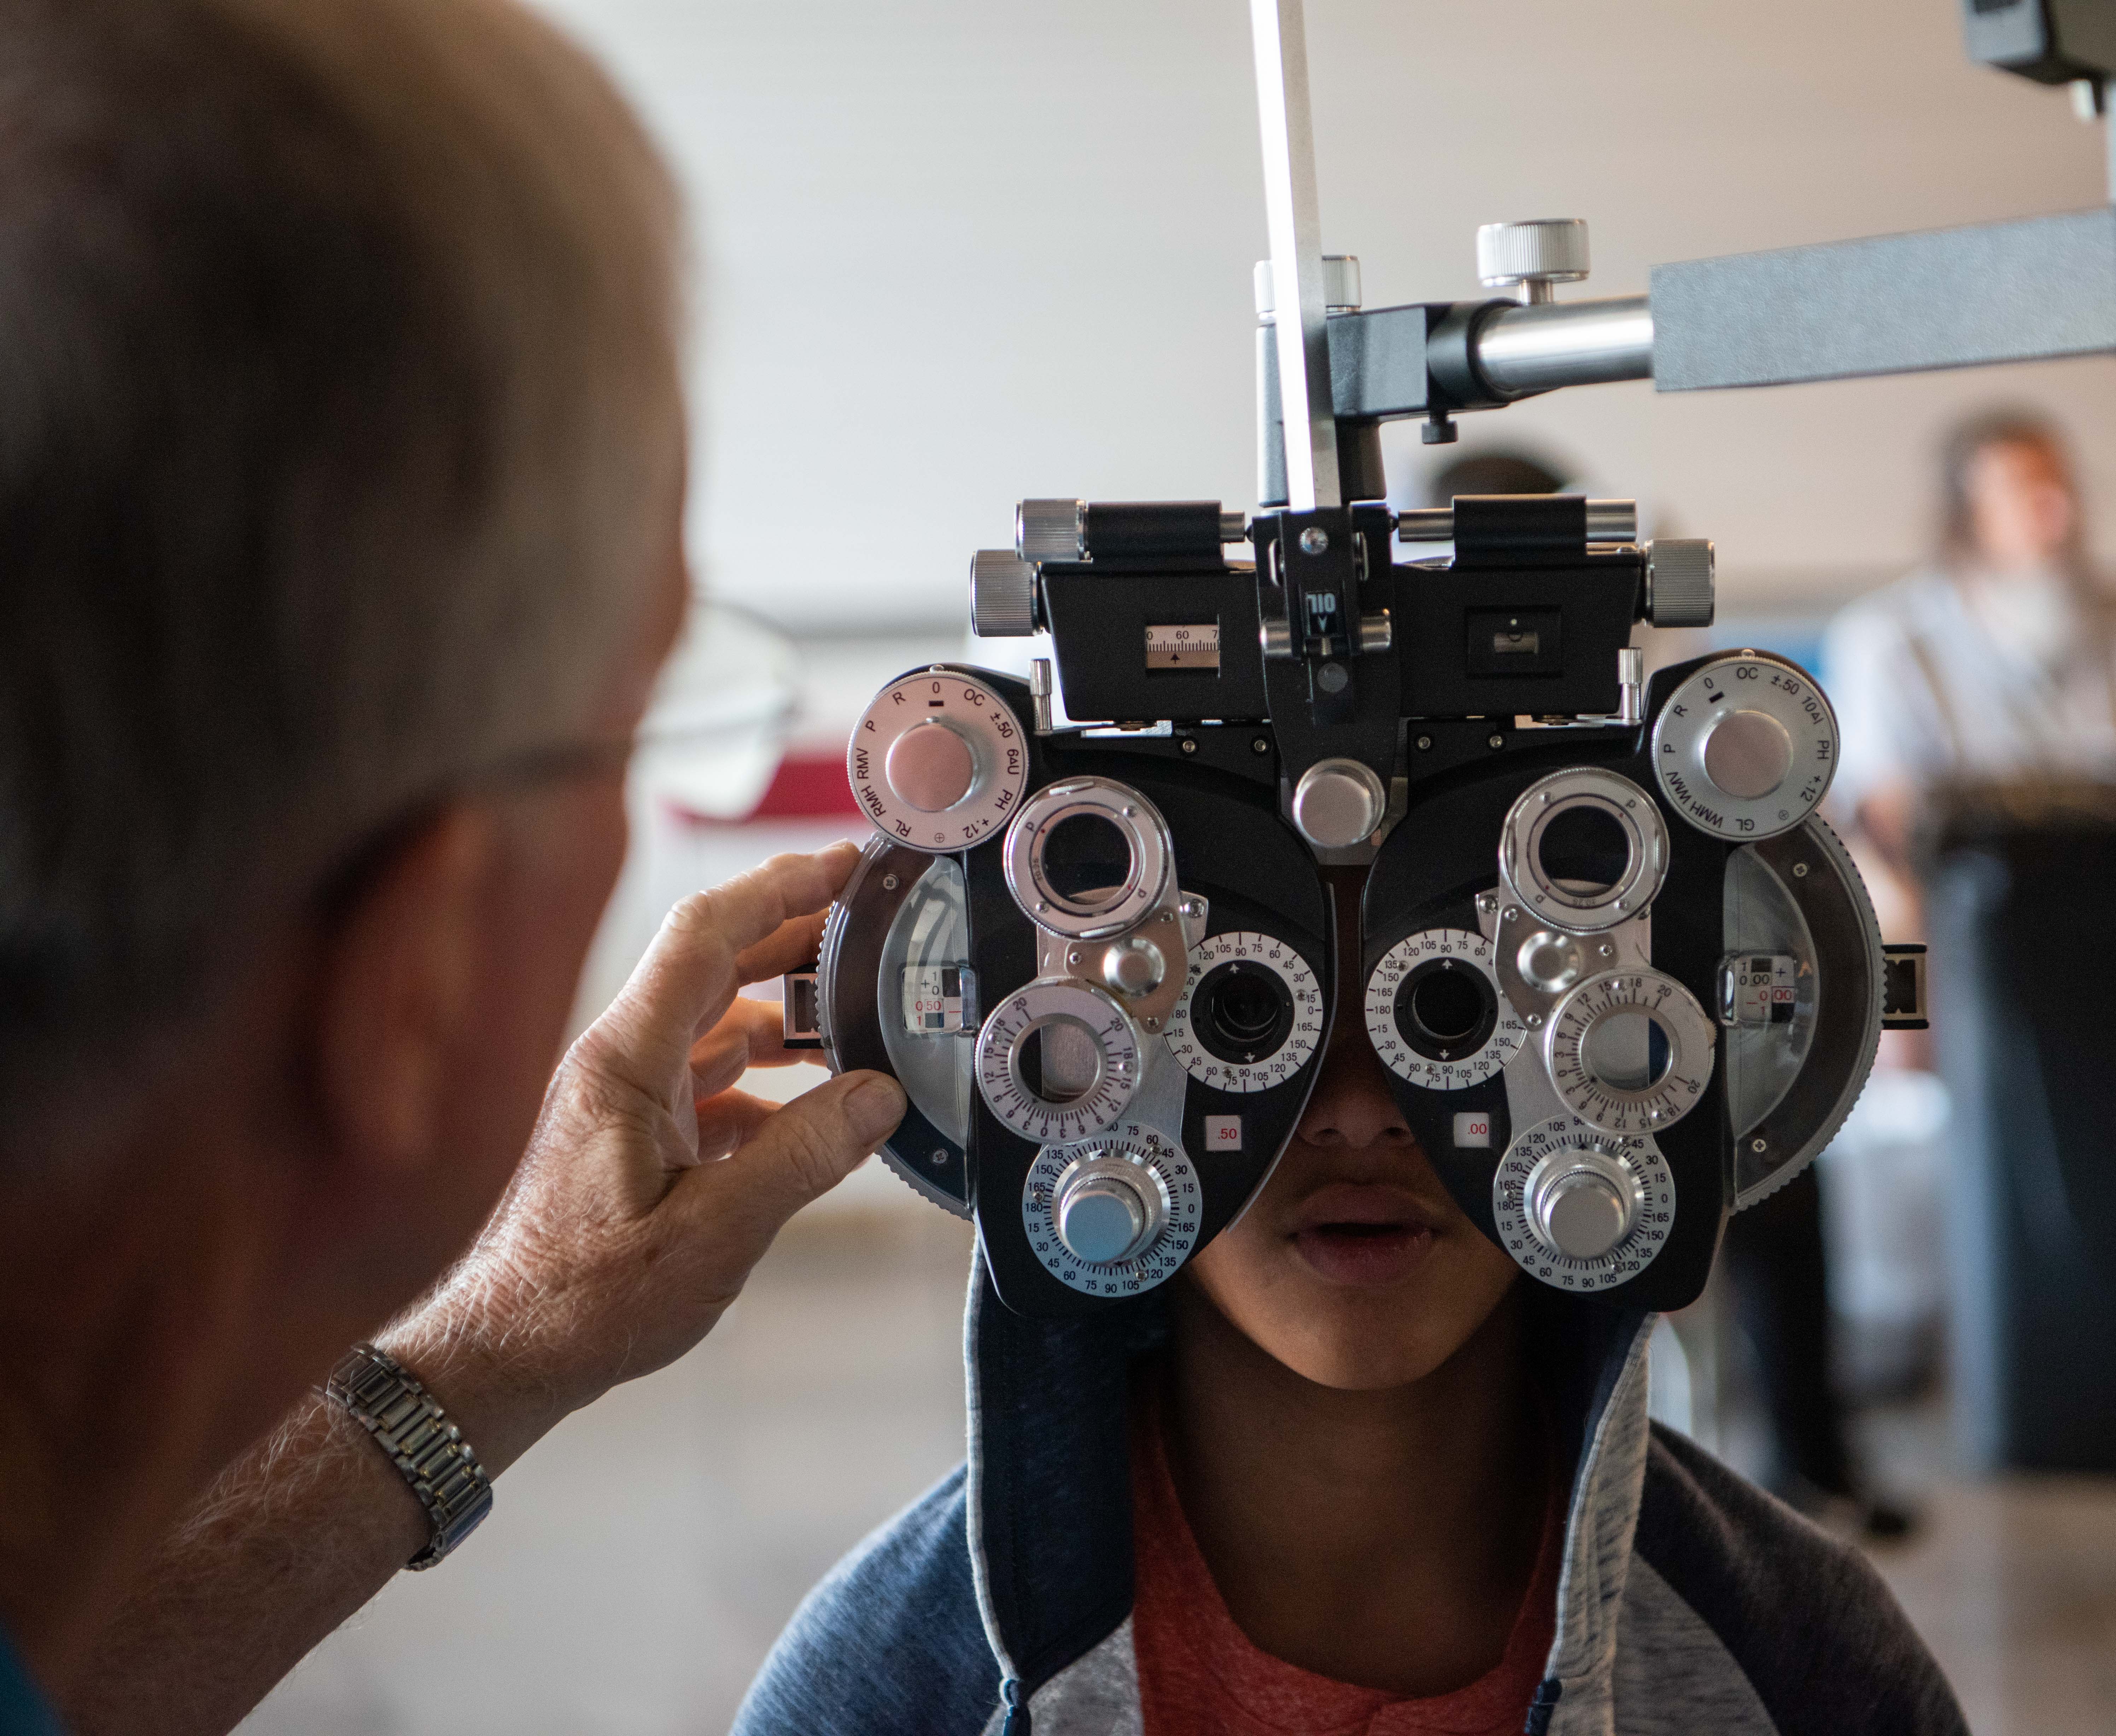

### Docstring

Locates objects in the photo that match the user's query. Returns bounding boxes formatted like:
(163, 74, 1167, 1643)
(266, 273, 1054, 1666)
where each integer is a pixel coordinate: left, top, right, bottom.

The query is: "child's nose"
(1295, 1028, 1418, 1152)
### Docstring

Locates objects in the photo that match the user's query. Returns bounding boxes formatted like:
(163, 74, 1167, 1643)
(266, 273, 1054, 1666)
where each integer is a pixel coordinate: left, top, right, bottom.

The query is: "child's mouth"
(1292, 1220, 1438, 1288)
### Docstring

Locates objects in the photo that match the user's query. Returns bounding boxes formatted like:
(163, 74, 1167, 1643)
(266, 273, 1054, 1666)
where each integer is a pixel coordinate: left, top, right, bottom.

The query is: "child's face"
(1183, 869, 1521, 1391)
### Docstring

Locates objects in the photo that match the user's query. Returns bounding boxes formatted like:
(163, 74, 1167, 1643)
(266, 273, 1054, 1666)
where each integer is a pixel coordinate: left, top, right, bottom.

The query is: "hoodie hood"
(732, 1251, 1968, 1736)
(961, 1248, 1656, 1730)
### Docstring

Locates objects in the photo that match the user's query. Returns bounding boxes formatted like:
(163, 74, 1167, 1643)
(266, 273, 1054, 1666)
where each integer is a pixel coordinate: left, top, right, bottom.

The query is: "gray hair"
(0, 0, 683, 1107)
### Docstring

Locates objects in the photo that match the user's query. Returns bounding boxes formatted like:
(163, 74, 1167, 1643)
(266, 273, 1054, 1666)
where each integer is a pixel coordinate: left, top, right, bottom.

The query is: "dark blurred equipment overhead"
(1963, 0, 2116, 87)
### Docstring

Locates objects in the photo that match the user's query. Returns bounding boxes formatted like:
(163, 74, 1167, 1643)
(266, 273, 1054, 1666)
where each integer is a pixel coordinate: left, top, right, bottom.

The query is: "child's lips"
(1287, 1184, 1446, 1288)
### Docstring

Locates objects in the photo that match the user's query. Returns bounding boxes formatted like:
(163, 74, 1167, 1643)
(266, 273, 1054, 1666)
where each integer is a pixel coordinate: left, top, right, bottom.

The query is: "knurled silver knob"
(1252, 254, 1362, 319)
(970, 549, 1039, 638)
(1016, 498, 1086, 564)
(1528, 1148, 1642, 1261)
(1476, 219, 1590, 304)
(1054, 1159, 1166, 1265)
(1644, 539, 1717, 628)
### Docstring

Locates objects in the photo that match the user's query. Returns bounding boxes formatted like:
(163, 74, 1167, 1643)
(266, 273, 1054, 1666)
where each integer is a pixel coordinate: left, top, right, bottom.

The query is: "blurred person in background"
(1794, 408, 2107, 1529)
(1712, 423, 2114, 1538)
(0, 4, 902, 1734)
(1826, 410, 2112, 887)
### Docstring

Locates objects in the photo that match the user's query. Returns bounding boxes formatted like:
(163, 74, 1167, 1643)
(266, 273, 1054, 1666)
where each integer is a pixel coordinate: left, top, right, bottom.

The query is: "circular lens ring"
(974, 978, 1142, 1142)
(1364, 927, 1526, 1091)
(1164, 931, 1324, 1094)
(1002, 778, 1173, 940)
(1191, 959, 1297, 1065)
(1500, 768, 1669, 934)
(1395, 957, 1499, 1060)
(1542, 969, 1715, 1136)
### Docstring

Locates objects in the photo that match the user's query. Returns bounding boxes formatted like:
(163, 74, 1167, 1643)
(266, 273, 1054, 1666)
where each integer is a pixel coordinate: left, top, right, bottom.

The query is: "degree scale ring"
(974, 978, 1142, 1143)
(1543, 970, 1715, 1136)
(1494, 1115, 1676, 1294)
(1164, 931, 1324, 1092)
(1364, 927, 1526, 1091)
(1023, 1126, 1202, 1297)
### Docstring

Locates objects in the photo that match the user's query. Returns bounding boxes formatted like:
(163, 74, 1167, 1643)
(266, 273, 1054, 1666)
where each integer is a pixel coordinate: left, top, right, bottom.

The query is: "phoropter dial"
(1023, 1125, 1202, 1296)
(974, 977, 1142, 1143)
(1164, 931, 1324, 1092)
(1651, 652, 1838, 841)
(1499, 768, 1668, 934)
(1002, 776, 1173, 940)
(849, 668, 1029, 852)
(1492, 1115, 1676, 1293)
(1364, 928, 1526, 1090)
(1544, 969, 1715, 1136)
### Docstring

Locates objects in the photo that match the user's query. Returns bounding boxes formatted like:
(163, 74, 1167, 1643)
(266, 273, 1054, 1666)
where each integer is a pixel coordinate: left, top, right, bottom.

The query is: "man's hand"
(384, 841, 905, 1470)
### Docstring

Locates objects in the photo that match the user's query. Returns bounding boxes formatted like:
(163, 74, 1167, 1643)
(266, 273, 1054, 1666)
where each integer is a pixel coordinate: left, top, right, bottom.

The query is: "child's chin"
(1291, 1223, 1438, 1289)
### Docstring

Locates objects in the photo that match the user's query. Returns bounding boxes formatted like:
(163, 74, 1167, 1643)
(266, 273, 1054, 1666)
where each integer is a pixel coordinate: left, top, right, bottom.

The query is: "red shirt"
(1129, 1393, 1561, 1736)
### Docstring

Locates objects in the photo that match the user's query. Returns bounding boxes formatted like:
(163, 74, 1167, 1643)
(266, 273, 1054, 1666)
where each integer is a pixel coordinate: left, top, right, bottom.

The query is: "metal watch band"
(324, 1342, 493, 1571)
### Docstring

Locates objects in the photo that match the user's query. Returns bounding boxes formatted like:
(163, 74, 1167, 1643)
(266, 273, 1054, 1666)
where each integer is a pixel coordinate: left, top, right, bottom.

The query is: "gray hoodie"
(733, 1254, 1967, 1736)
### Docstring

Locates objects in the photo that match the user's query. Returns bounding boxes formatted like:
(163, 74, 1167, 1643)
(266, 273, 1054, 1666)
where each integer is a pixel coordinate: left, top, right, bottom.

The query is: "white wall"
(531, 0, 2116, 629)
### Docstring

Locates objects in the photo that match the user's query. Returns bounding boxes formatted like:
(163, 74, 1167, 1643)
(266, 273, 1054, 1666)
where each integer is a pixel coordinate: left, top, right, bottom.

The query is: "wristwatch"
(324, 1343, 494, 1570)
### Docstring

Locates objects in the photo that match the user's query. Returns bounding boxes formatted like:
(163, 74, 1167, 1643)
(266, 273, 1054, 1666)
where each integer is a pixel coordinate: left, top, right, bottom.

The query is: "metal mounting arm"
(1249, 0, 1340, 512)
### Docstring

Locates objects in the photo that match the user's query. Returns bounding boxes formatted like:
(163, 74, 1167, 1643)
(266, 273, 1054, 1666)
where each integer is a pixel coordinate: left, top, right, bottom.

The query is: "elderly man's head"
(0, 0, 685, 1469)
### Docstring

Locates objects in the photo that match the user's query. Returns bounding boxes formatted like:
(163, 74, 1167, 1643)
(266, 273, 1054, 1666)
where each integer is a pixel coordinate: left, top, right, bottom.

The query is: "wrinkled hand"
(385, 843, 905, 1468)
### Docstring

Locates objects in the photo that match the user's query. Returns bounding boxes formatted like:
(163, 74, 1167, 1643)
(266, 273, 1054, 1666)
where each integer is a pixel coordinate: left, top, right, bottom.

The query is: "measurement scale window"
(1145, 622, 1220, 671)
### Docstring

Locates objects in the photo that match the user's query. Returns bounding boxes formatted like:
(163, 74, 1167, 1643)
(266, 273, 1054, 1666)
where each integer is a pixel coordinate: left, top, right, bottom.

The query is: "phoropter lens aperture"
(1395, 958, 1499, 1062)
(1536, 804, 1631, 896)
(1039, 812, 1135, 910)
(1193, 960, 1295, 1065)
(1579, 1010, 1673, 1093)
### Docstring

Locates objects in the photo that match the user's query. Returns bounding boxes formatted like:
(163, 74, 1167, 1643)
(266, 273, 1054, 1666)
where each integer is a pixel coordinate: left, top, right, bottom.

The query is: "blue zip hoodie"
(734, 1252, 1967, 1736)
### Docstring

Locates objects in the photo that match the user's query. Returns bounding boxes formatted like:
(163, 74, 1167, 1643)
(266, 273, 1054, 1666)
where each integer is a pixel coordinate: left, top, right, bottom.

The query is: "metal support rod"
(1249, 0, 1340, 511)
(1473, 296, 1654, 394)
(1397, 500, 1639, 544)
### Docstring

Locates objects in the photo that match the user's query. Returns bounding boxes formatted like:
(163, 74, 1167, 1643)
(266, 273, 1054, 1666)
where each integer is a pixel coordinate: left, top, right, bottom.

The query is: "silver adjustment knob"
(1476, 219, 1590, 305)
(1644, 539, 1715, 628)
(1015, 499, 1086, 564)
(1527, 1148, 1643, 1261)
(970, 549, 1039, 637)
(1053, 1156, 1167, 1265)
(1702, 709, 1794, 800)
(1290, 758, 1388, 849)
(1100, 935, 1167, 998)
(1252, 254, 1362, 319)
(884, 720, 976, 813)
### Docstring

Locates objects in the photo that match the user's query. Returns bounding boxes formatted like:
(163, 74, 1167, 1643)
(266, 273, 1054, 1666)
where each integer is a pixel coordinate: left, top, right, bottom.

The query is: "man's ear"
(312, 804, 502, 1175)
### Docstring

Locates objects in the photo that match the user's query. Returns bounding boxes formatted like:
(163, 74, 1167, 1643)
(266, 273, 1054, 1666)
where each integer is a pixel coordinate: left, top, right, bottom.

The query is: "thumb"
(594, 844, 861, 1088)
(683, 1069, 906, 1233)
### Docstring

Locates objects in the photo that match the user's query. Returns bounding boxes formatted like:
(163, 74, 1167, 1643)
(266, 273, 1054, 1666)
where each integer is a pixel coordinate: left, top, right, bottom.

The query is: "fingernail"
(847, 1074, 906, 1137)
